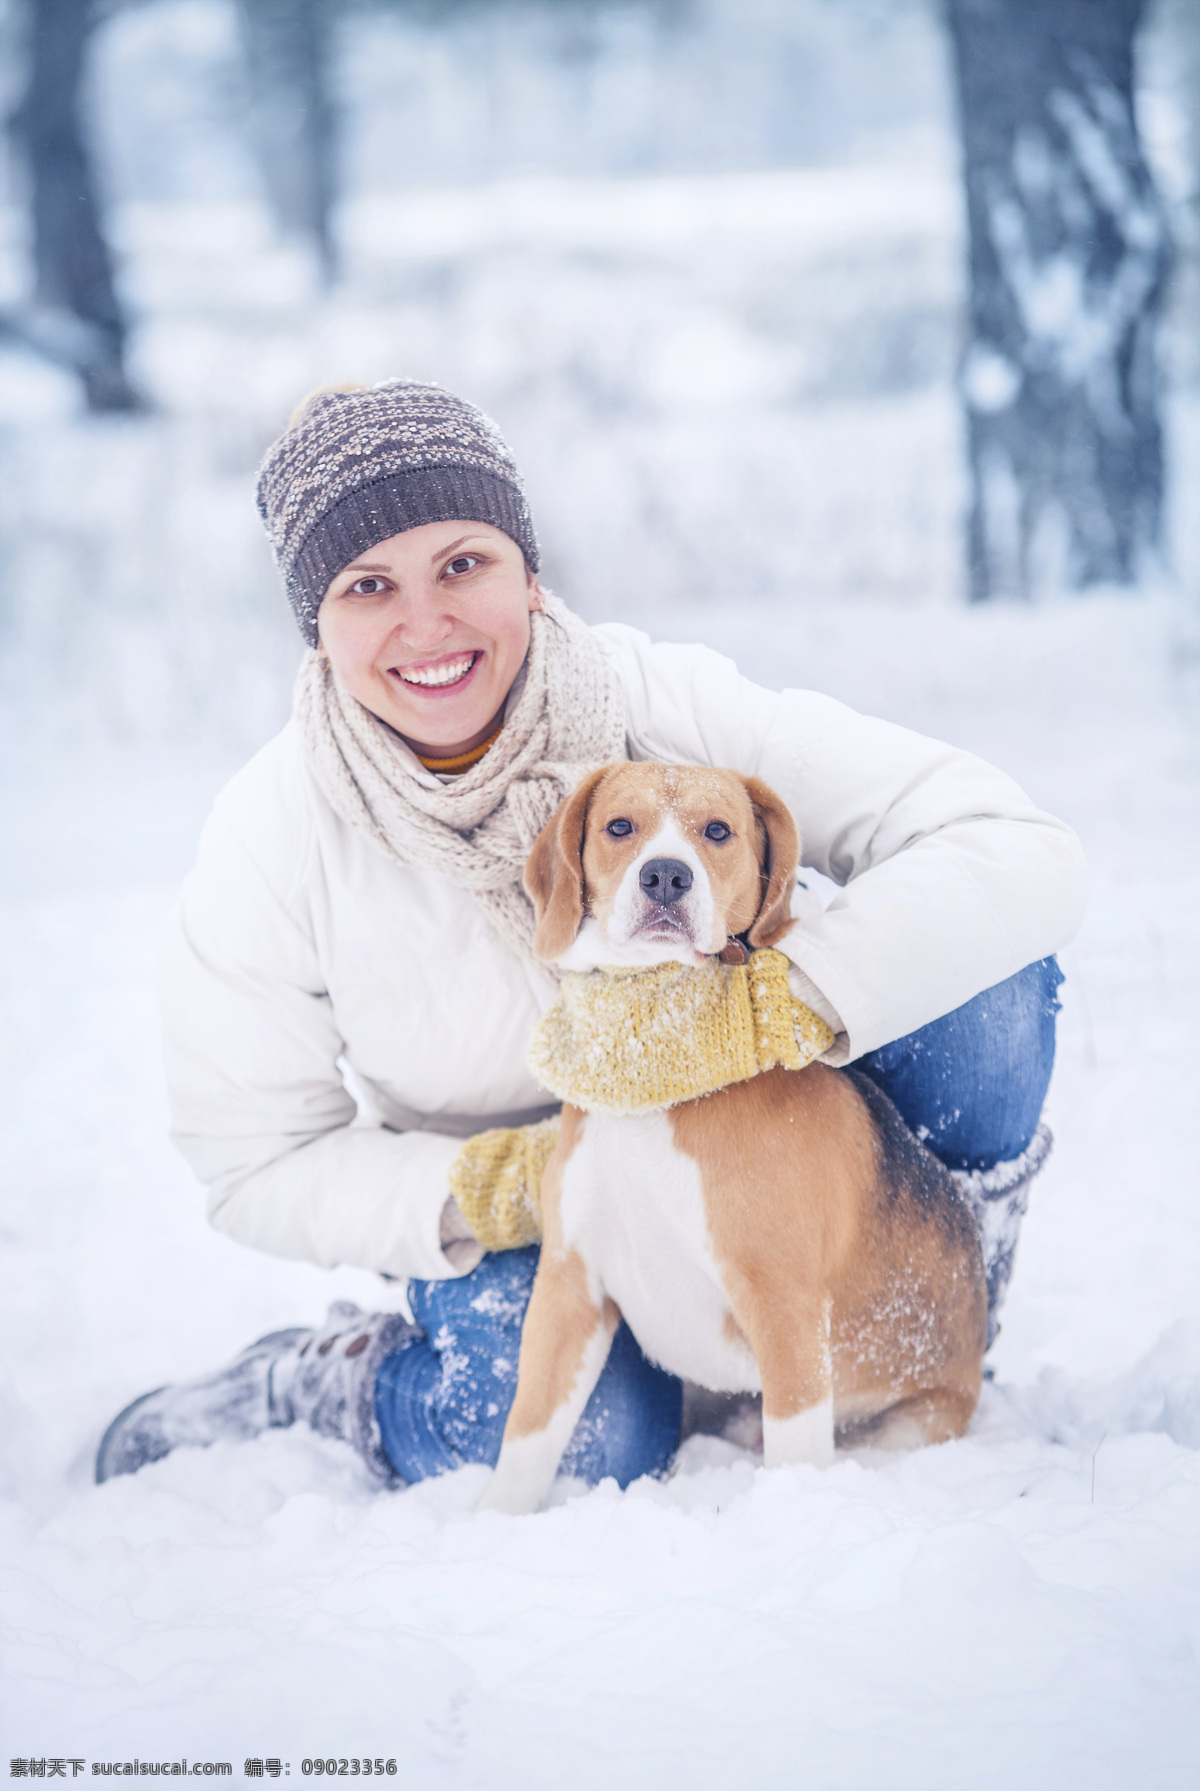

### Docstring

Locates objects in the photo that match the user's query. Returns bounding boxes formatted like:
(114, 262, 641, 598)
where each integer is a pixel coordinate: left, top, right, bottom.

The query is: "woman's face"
(316, 521, 542, 758)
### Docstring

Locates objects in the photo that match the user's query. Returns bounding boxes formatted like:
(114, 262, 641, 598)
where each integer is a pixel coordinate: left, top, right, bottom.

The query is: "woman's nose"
(386, 582, 454, 644)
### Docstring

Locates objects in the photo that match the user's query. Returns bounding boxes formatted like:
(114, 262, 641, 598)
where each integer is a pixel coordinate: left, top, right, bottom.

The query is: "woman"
(97, 380, 1085, 1488)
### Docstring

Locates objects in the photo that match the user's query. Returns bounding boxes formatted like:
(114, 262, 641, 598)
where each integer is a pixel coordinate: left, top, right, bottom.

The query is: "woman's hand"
(447, 1116, 561, 1255)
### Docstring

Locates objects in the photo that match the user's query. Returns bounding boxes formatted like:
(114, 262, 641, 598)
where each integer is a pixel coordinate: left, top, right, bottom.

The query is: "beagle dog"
(479, 763, 987, 1515)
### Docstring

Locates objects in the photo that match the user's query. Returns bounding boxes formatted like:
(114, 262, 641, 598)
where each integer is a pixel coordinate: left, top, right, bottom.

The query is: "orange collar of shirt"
(416, 723, 503, 775)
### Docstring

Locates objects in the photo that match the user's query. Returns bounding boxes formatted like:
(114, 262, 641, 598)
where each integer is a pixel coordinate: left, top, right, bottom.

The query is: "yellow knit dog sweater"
(449, 950, 833, 1249)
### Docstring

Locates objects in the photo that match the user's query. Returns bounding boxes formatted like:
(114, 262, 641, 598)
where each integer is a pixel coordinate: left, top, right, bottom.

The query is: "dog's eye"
(605, 818, 633, 838)
(704, 821, 732, 842)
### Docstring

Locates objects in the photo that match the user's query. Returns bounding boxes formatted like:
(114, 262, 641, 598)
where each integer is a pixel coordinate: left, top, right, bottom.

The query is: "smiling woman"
(316, 521, 541, 759)
(96, 377, 1085, 1497)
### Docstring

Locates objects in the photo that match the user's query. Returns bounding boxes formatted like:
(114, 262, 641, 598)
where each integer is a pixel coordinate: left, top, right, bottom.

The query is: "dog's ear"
(524, 766, 611, 962)
(743, 775, 800, 948)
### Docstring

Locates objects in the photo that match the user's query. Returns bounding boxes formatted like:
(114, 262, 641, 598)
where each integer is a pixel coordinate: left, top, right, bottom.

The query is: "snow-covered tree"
(946, 0, 1171, 599)
(236, 0, 339, 284)
(6, 0, 141, 410)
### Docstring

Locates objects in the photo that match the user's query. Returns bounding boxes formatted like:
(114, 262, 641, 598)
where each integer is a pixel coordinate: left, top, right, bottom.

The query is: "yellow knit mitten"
(527, 948, 835, 1115)
(447, 1116, 561, 1251)
(745, 946, 836, 1075)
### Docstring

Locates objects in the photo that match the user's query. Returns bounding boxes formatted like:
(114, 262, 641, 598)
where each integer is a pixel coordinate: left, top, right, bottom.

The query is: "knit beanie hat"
(256, 379, 541, 646)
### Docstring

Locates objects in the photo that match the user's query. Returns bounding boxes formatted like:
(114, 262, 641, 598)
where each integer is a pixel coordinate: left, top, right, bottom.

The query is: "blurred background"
(0, 0, 1197, 884)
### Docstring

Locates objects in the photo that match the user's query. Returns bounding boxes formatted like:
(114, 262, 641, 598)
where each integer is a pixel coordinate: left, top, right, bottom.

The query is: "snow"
(2, 5, 1199, 1769)
(2, 587, 1197, 1784)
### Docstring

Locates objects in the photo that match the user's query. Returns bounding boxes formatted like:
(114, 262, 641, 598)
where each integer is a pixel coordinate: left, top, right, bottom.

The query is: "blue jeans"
(376, 1246, 683, 1487)
(853, 956, 1063, 1172)
(376, 956, 1062, 1484)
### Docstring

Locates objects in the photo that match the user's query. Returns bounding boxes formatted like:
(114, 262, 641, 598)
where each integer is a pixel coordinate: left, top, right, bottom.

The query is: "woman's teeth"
(398, 653, 477, 688)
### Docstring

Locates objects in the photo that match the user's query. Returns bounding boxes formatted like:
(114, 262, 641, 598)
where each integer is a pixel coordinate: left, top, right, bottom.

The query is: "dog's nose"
(639, 858, 693, 905)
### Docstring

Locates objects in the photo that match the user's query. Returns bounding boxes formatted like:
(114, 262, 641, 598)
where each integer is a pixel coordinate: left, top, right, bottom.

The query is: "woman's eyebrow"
(340, 534, 488, 577)
(431, 534, 486, 561)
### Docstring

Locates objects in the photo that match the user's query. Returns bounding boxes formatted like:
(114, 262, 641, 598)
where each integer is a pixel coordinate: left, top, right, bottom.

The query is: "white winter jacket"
(162, 624, 1086, 1281)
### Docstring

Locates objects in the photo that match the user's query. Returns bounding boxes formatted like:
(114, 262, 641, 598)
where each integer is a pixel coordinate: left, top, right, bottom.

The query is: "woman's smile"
(392, 649, 482, 692)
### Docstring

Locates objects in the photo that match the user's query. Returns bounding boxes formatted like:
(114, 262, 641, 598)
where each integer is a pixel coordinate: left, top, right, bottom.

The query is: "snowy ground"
(2, 585, 1198, 1787)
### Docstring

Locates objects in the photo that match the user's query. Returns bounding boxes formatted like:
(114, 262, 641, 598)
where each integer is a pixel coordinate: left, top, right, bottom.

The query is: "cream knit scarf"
(293, 593, 627, 969)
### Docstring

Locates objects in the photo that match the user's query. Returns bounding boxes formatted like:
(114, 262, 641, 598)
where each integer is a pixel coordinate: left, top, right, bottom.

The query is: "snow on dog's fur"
(479, 763, 987, 1515)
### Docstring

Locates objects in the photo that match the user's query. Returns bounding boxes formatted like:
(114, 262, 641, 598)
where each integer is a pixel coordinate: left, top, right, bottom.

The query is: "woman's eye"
(445, 555, 479, 576)
(350, 577, 387, 595)
(605, 818, 633, 838)
(704, 821, 732, 842)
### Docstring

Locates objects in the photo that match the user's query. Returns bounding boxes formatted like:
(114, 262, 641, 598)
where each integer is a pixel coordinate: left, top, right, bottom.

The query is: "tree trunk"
(945, 0, 1171, 599)
(236, 0, 339, 285)
(7, 0, 141, 412)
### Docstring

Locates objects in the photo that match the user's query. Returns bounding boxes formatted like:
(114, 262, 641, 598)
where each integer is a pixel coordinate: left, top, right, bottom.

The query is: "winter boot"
(95, 1302, 418, 1486)
(951, 1123, 1053, 1348)
(679, 1383, 764, 1450)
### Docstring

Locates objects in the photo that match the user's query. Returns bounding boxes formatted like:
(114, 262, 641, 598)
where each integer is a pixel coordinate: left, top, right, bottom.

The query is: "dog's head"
(524, 762, 800, 969)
